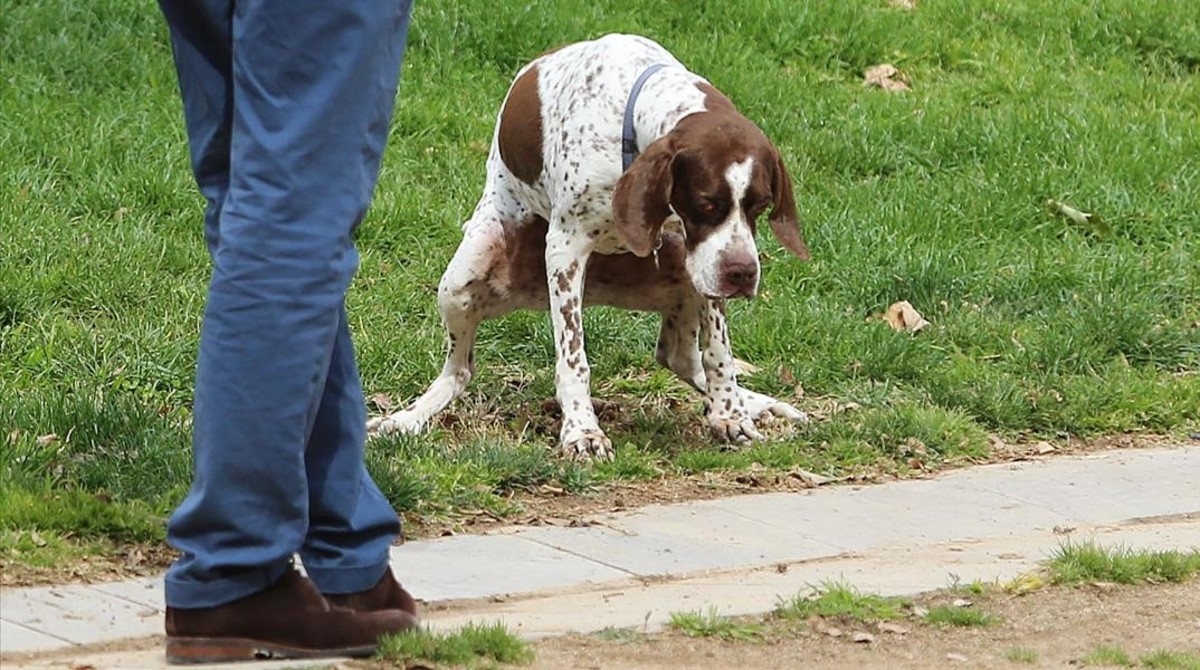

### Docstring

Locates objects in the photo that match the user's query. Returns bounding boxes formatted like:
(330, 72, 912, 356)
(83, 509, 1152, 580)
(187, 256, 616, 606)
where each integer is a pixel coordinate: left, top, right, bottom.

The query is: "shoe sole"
(165, 636, 377, 664)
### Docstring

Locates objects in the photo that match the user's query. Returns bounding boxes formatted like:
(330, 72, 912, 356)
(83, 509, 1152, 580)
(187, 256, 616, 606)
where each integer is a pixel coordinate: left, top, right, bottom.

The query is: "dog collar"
(622, 63, 669, 172)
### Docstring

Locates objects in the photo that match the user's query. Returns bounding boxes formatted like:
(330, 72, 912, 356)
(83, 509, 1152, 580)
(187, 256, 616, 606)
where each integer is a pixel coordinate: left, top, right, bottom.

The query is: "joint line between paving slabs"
(515, 537, 642, 578)
(2, 617, 78, 646)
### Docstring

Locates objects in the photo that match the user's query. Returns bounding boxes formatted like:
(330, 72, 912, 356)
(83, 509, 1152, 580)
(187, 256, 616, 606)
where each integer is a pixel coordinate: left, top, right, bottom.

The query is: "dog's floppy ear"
(769, 150, 811, 261)
(613, 137, 675, 257)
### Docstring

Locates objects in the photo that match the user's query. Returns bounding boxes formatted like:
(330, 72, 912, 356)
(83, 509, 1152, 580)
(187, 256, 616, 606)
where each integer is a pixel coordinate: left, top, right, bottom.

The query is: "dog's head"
(612, 87, 810, 300)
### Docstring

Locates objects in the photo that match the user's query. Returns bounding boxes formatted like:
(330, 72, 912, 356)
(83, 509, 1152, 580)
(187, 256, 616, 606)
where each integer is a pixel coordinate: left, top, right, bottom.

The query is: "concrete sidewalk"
(2, 446, 1198, 668)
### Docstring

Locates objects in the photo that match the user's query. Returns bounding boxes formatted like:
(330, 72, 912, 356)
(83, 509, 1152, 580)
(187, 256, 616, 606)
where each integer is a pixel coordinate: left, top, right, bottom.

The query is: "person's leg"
(300, 309, 402, 594)
(158, 0, 231, 258)
(297, 2, 413, 597)
(162, 0, 413, 610)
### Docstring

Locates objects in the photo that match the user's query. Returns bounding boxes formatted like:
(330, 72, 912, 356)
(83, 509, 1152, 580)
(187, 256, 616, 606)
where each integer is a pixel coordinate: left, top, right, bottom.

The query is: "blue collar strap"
(622, 63, 669, 172)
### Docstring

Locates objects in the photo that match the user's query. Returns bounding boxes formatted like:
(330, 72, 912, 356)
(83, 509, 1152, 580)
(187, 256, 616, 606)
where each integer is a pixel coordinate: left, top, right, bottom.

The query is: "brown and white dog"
(368, 34, 811, 459)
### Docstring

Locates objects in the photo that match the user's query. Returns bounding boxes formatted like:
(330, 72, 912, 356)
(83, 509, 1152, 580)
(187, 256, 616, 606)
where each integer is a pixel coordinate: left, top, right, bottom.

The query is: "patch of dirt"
(0, 541, 176, 588)
(531, 581, 1200, 669)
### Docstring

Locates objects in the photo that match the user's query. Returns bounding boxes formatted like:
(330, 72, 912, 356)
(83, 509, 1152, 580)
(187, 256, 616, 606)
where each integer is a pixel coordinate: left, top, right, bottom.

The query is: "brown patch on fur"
(695, 82, 737, 114)
(498, 65, 544, 185)
(492, 220, 694, 314)
(559, 296, 583, 355)
(503, 217, 551, 303)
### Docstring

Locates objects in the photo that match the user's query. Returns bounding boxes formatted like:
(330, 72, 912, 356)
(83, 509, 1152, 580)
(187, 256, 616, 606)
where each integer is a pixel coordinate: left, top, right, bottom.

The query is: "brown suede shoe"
(165, 569, 417, 664)
(324, 569, 419, 616)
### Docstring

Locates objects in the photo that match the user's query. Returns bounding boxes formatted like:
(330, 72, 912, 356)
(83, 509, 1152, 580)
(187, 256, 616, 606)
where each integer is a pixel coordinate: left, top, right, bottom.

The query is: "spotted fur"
(368, 34, 810, 459)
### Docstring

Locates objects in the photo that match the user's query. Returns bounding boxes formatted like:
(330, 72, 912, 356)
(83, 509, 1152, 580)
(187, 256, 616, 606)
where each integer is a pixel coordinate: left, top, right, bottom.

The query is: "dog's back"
(484, 34, 709, 251)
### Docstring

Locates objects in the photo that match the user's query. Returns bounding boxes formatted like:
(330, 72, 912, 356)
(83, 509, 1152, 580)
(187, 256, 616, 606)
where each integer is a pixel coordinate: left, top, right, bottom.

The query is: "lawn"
(1, 0, 1197, 569)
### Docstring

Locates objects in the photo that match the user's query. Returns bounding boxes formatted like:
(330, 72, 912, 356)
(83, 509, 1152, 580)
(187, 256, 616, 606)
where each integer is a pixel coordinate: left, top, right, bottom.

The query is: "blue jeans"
(158, 0, 413, 609)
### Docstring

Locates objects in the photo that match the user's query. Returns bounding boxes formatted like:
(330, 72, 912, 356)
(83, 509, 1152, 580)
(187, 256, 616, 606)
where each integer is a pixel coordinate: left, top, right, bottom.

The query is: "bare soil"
(532, 581, 1200, 669)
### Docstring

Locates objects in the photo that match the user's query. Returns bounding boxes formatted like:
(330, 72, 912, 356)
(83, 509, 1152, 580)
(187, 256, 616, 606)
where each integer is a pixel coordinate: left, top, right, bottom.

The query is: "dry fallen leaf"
(863, 63, 911, 91)
(1046, 198, 1112, 237)
(879, 300, 931, 333)
(1006, 572, 1046, 594)
(789, 468, 834, 487)
(369, 393, 393, 411)
(778, 366, 796, 385)
(733, 358, 760, 376)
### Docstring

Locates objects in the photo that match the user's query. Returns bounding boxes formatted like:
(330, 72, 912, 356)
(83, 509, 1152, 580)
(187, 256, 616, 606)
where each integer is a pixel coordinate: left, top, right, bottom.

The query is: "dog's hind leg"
(368, 208, 518, 437)
(655, 294, 706, 392)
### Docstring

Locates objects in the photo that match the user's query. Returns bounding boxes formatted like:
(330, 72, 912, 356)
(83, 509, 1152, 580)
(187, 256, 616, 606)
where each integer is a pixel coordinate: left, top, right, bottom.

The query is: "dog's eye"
(697, 198, 718, 214)
(748, 197, 772, 216)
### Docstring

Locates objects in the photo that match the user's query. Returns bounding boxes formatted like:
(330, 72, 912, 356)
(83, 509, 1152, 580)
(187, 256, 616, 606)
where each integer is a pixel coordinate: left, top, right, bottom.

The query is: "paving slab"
(511, 502, 845, 576)
(696, 477, 1078, 551)
(938, 447, 1200, 522)
(91, 577, 165, 612)
(0, 620, 68, 654)
(386, 532, 631, 601)
(0, 584, 161, 646)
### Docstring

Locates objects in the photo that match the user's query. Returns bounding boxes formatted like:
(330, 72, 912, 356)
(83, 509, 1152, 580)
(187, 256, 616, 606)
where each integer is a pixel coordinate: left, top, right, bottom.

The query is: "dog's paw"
(765, 401, 809, 423)
(741, 390, 809, 424)
(707, 415, 764, 444)
(560, 430, 614, 462)
(366, 412, 424, 438)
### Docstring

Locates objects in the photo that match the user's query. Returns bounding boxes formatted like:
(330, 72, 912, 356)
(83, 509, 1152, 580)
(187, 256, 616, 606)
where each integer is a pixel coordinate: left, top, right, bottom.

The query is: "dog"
(368, 34, 811, 459)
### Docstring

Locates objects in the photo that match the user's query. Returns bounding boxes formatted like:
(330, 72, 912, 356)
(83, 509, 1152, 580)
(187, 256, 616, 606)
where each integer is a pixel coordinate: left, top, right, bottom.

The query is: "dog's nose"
(722, 258, 758, 297)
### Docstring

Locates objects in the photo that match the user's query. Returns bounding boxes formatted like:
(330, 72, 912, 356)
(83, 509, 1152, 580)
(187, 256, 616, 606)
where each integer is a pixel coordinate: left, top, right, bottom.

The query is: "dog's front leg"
(699, 298, 762, 444)
(545, 224, 613, 460)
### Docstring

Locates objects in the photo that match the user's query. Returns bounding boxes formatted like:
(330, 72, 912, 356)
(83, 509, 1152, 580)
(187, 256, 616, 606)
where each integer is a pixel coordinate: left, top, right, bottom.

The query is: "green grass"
(1004, 647, 1039, 665)
(592, 626, 648, 645)
(1082, 647, 1200, 670)
(1141, 650, 1200, 670)
(948, 575, 995, 597)
(0, 528, 112, 572)
(922, 604, 999, 627)
(376, 622, 534, 668)
(1083, 646, 1137, 667)
(774, 581, 909, 621)
(668, 607, 763, 641)
(3, 0, 1199, 559)
(1048, 543, 1200, 585)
